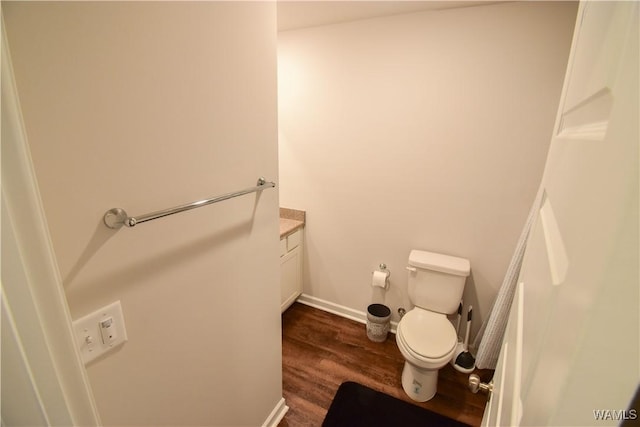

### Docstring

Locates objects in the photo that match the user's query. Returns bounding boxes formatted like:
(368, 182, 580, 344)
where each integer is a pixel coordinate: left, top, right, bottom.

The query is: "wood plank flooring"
(279, 303, 493, 427)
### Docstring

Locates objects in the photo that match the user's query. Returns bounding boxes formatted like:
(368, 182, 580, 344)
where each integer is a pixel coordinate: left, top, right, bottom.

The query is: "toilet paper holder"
(372, 264, 391, 290)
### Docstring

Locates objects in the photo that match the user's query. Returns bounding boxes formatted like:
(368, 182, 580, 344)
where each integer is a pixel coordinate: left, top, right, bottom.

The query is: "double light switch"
(72, 300, 128, 365)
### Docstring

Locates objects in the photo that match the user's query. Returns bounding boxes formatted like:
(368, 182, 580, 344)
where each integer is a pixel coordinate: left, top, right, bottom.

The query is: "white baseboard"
(262, 397, 288, 427)
(296, 294, 398, 334)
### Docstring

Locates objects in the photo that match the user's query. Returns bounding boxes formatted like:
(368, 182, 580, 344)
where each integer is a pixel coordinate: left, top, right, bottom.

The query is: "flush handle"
(469, 374, 493, 398)
(406, 266, 417, 273)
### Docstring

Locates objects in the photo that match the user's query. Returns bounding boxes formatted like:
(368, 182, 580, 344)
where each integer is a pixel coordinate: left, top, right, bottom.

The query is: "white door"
(482, 2, 638, 426)
(1, 13, 100, 425)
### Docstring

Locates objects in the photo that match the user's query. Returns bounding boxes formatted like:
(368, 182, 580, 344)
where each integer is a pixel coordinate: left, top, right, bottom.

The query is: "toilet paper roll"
(371, 270, 388, 289)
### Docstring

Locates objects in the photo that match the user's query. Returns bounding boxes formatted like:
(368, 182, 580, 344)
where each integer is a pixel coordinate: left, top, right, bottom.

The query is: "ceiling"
(277, 1, 506, 32)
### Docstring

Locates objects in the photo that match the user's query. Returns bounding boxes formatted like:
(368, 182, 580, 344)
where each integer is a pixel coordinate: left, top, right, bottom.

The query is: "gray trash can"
(366, 304, 391, 342)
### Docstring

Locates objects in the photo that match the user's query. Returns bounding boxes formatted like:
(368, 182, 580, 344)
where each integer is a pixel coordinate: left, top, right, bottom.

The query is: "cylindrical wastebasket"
(366, 304, 391, 342)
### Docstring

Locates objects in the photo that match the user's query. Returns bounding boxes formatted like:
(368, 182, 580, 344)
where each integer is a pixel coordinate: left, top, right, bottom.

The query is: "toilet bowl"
(396, 249, 470, 402)
(396, 308, 458, 401)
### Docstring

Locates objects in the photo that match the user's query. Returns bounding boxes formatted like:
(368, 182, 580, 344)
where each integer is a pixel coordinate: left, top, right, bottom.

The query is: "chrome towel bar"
(103, 177, 276, 229)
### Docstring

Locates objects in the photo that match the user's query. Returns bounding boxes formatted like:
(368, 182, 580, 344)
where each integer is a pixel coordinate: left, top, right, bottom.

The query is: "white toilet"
(396, 249, 471, 402)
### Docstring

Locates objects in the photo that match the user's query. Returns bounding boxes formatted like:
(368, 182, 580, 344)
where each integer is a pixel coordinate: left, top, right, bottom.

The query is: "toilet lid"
(399, 309, 456, 359)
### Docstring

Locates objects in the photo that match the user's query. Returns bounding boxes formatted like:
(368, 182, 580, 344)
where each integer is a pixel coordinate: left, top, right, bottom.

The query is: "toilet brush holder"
(453, 353, 475, 374)
(453, 305, 475, 373)
(450, 342, 464, 368)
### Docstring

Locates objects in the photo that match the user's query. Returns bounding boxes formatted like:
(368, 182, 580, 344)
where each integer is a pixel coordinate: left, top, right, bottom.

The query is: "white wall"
(278, 1, 577, 340)
(4, 2, 282, 425)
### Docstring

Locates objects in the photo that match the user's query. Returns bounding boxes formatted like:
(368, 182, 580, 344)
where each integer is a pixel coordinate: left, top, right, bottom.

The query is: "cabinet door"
(280, 246, 302, 312)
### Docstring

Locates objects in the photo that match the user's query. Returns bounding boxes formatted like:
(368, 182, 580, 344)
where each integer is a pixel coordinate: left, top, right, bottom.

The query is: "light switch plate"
(72, 300, 127, 365)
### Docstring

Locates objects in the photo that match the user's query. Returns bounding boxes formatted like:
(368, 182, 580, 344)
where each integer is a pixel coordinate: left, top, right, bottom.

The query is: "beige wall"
(4, 2, 281, 425)
(278, 2, 577, 341)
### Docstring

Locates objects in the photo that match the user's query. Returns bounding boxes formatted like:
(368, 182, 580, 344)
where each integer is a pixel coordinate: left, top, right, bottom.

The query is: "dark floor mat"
(322, 381, 471, 427)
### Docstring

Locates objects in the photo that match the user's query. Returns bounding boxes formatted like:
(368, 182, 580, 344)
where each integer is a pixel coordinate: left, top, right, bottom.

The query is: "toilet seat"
(397, 308, 457, 363)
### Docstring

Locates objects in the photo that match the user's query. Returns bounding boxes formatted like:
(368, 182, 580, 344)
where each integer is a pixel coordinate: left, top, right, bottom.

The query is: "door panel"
(484, 2, 638, 426)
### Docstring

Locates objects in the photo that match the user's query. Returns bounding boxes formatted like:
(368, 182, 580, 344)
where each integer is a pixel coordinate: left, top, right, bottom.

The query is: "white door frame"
(1, 11, 100, 426)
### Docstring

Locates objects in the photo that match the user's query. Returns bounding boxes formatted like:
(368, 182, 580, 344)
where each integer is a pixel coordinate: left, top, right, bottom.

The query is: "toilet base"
(400, 361, 439, 402)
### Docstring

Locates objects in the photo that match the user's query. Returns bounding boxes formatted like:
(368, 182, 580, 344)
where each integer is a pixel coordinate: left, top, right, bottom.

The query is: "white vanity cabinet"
(280, 228, 303, 312)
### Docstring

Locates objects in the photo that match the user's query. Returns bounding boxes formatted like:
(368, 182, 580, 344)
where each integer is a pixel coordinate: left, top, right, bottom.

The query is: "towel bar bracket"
(104, 208, 129, 229)
(103, 177, 275, 229)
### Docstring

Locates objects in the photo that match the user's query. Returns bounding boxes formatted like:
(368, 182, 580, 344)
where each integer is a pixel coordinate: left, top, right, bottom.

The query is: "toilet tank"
(407, 250, 470, 314)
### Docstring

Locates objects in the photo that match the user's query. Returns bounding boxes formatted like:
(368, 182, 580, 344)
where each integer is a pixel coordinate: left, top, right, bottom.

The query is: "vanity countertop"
(280, 208, 305, 239)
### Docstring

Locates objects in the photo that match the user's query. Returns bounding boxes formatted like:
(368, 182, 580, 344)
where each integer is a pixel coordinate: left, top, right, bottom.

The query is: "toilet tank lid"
(409, 250, 470, 277)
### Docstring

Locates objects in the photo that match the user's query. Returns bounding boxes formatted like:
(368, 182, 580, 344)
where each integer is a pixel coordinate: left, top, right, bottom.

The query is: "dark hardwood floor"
(279, 302, 493, 427)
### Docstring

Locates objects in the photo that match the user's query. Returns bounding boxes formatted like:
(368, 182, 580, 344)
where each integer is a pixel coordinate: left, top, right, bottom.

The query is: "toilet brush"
(453, 306, 475, 373)
(450, 301, 464, 368)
